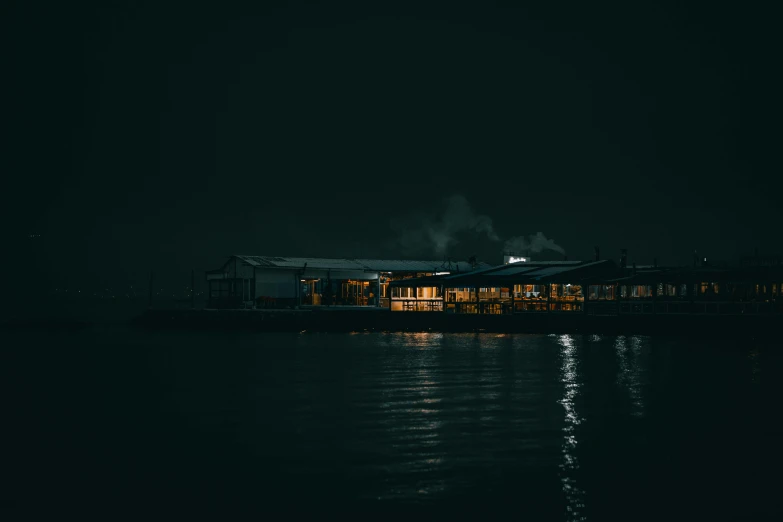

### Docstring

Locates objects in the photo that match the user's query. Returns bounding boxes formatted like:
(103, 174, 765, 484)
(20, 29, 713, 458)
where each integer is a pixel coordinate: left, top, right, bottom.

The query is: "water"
(3, 328, 782, 520)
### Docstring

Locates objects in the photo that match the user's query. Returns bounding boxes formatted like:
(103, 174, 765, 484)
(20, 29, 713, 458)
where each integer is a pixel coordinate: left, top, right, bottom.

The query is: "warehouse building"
(205, 255, 489, 309)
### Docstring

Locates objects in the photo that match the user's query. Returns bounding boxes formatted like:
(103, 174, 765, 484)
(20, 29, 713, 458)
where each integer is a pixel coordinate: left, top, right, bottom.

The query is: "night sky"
(4, 1, 781, 293)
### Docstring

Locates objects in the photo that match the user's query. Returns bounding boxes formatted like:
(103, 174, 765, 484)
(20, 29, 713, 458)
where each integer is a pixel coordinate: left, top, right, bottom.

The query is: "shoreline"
(129, 308, 779, 338)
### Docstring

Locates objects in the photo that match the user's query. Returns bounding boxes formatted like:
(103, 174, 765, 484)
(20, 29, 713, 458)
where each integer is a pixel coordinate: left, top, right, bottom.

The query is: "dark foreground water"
(3, 328, 783, 520)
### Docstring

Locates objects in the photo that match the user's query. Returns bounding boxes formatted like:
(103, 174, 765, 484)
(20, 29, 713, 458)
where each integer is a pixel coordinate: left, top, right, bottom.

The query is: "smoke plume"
(392, 194, 500, 255)
(504, 232, 565, 256)
(391, 195, 567, 260)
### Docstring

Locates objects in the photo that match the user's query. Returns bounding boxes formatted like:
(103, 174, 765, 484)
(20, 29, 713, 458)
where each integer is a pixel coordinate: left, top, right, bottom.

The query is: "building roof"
(235, 255, 368, 270)
(603, 264, 783, 284)
(483, 262, 580, 277)
(391, 260, 619, 287)
(518, 260, 613, 281)
(355, 259, 489, 272)
(230, 255, 491, 273)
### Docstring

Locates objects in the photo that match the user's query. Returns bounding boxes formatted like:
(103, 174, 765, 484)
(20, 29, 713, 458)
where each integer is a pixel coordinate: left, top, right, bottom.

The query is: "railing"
(403, 298, 781, 316)
(392, 299, 443, 312)
(479, 303, 513, 315)
(446, 303, 474, 314)
(549, 301, 584, 312)
(617, 300, 779, 315)
(514, 301, 548, 312)
(444, 303, 497, 314)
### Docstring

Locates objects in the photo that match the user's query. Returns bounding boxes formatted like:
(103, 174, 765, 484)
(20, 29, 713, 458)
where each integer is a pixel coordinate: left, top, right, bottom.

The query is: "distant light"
(506, 256, 528, 264)
(435, 271, 450, 275)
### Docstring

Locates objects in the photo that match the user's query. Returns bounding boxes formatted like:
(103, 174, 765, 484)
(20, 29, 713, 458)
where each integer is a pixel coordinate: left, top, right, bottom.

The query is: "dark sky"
(4, 1, 781, 291)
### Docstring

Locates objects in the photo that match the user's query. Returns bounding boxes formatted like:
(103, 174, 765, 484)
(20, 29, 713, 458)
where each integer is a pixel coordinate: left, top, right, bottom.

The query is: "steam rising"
(392, 195, 499, 255)
(392, 194, 565, 258)
(504, 232, 565, 256)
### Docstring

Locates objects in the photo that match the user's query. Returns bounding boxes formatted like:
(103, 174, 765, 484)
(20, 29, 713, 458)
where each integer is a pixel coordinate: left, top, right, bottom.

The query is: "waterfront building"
(205, 255, 488, 309)
(204, 252, 783, 316)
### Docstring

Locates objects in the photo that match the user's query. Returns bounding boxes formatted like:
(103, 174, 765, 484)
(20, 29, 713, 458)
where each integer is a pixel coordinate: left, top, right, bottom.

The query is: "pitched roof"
(355, 259, 489, 272)
(230, 255, 490, 273)
(235, 255, 367, 270)
(391, 260, 620, 286)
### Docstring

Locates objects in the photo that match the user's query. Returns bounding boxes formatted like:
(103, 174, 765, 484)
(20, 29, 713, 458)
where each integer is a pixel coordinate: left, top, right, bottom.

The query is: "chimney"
(620, 249, 627, 269)
(594, 246, 600, 262)
(653, 258, 658, 268)
(693, 250, 698, 268)
(633, 262, 637, 275)
(563, 254, 568, 261)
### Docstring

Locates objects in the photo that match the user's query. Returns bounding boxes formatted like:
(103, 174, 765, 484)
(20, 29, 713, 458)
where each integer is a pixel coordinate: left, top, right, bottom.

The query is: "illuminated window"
(392, 287, 411, 298)
(586, 285, 614, 300)
(633, 285, 651, 298)
(416, 287, 440, 299)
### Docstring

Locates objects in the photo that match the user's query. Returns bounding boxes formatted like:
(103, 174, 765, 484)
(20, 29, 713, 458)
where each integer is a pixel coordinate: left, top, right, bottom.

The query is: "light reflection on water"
(615, 336, 647, 418)
(13, 328, 781, 520)
(557, 334, 587, 521)
(376, 333, 447, 499)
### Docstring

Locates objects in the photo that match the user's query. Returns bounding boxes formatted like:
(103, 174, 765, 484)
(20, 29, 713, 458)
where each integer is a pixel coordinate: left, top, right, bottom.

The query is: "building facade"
(389, 260, 783, 316)
(205, 255, 487, 309)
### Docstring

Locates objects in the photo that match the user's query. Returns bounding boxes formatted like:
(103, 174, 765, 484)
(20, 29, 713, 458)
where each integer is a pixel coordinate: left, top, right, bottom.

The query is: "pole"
(191, 269, 195, 309)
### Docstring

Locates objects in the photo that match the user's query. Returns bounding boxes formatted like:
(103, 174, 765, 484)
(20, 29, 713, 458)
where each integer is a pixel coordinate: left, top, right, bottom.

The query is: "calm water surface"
(3, 329, 782, 520)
